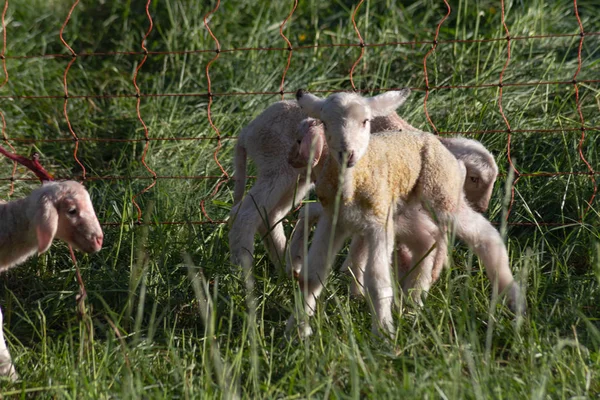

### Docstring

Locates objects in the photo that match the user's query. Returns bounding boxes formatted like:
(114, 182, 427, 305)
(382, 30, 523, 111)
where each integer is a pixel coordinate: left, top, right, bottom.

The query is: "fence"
(0, 0, 598, 230)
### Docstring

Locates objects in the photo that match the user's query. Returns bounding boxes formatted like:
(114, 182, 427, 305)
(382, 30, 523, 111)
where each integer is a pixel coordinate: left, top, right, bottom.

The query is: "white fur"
(228, 100, 415, 273)
(229, 95, 499, 279)
(287, 89, 522, 337)
(0, 180, 104, 380)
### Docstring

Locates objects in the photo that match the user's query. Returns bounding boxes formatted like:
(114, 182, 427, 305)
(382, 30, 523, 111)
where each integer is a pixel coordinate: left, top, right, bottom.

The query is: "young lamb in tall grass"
(286, 118, 498, 300)
(287, 88, 522, 337)
(229, 101, 415, 273)
(229, 97, 498, 276)
(0, 181, 104, 380)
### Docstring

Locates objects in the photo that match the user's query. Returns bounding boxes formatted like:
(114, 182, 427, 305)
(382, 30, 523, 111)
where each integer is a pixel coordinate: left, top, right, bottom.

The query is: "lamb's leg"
(394, 244, 413, 286)
(228, 173, 297, 271)
(286, 214, 348, 337)
(0, 307, 17, 381)
(364, 223, 396, 336)
(260, 179, 312, 271)
(343, 235, 368, 297)
(453, 201, 524, 313)
(286, 202, 322, 277)
(397, 212, 439, 307)
(257, 213, 287, 271)
(430, 228, 449, 284)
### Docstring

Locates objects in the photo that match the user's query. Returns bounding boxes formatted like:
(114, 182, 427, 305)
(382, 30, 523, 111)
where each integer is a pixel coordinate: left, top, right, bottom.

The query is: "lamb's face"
(319, 94, 371, 168)
(54, 182, 104, 254)
(296, 88, 412, 168)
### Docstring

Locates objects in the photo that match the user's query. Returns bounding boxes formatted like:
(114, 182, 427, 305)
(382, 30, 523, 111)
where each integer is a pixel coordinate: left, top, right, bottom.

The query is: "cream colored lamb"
(229, 101, 414, 273)
(229, 99, 498, 275)
(287, 88, 522, 337)
(0, 181, 104, 380)
(286, 117, 499, 298)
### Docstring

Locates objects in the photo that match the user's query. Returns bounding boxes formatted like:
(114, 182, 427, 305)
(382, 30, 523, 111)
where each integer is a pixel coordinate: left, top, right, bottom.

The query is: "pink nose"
(94, 234, 103, 250)
(346, 151, 356, 167)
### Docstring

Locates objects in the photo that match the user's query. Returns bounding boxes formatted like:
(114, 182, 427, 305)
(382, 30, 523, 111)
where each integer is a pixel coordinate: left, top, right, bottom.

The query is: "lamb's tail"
(233, 139, 247, 205)
(233, 142, 247, 205)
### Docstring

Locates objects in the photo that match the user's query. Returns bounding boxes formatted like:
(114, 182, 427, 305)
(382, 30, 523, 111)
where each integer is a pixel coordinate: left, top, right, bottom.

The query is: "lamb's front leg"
(0, 307, 17, 381)
(287, 214, 348, 338)
(364, 223, 396, 336)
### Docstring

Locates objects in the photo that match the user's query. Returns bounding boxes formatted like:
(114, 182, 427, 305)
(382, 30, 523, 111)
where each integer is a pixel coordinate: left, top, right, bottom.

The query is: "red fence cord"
(0, 2, 597, 230)
(573, 0, 597, 219)
(131, 0, 158, 224)
(279, 0, 298, 100)
(199, 0, 229, 224)
(0, 0, 15, 195)
(423, 0, 451, 134)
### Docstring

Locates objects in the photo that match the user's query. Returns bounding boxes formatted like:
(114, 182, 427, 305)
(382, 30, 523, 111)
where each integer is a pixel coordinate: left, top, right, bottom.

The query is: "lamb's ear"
(289, 122, 324, 168)
(35, 195, 58, 254)
(296, 89, 324, 118)
(300, 124, 324, 168)
(368, 88, 411, 117)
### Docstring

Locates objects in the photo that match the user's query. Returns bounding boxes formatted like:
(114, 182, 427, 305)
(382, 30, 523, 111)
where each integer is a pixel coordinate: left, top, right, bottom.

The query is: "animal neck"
(0, 197, 38, 271)
(315, 154, 357, 208)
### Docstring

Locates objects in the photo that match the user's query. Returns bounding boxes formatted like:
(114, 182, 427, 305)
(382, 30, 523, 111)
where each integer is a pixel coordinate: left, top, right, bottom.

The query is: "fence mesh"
(0, 0, 598, 229)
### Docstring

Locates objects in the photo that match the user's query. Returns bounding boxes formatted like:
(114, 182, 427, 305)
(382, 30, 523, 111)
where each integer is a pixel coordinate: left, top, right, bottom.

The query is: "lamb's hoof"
(349, 282, 365, 298)
(285, 315, 313, 339)
(285, 256, 302, 279)
(0, 362, 18, 382)
(230, 248, 253, 270)
(404, 289, 426, 309)
(371, 321, 395, 341)
(507, 284, 526, 316)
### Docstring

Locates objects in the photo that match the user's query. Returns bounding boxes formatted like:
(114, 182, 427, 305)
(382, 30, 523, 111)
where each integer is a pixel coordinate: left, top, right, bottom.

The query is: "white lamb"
(228, 101, 411, 273)
(286, 118, 499, 300)
(287, 88, 522, 337)
(229, 98, 498, 275)
(0, 181, 104, 380)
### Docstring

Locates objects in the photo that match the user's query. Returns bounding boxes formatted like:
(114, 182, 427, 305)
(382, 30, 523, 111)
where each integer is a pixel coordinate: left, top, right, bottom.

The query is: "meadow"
(0, 0, 599, 397)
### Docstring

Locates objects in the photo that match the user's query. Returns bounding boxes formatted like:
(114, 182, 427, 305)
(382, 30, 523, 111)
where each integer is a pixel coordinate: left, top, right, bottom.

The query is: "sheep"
(287, 88, 522, 337)
(228, 101, 418, 273)
(229, 99, 498, 276)
(0, 181, 104, 380)
(286, 119, 499, 300)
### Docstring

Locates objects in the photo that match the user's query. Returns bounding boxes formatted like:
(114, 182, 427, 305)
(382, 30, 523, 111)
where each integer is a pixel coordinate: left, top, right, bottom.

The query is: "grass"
(0, 0, 599, 397)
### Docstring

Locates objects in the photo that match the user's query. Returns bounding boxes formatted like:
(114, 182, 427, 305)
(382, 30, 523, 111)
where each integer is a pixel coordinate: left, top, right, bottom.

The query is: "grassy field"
(0, 0, 599, 397)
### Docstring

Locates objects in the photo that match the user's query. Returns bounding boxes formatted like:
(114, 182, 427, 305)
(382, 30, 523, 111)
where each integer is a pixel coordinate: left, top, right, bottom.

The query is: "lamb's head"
(296, 88, 411, 168)
(288, 118, 325, 169)
(34, 181, 104, 255)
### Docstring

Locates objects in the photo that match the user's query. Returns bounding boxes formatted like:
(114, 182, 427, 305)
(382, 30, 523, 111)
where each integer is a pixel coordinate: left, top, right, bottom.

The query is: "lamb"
(286, 118, 499, 298)
(0, 180, 104, 380)
(229, 99, 498, 276)
(287, 88, 523, 337)
(228, 101, 418, 273)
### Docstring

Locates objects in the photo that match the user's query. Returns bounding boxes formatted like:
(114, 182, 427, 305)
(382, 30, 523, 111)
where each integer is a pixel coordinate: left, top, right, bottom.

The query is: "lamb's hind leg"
(453, 201, 524, 313)
(0, 307, 17, 381)
(228, 172, 298, 271)
(396, 210, 439, 307)
(258, 182, 311, 271)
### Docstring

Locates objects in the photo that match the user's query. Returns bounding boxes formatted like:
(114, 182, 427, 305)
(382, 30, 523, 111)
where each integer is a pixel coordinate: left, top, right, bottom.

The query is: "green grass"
(0, 0, 599, 397)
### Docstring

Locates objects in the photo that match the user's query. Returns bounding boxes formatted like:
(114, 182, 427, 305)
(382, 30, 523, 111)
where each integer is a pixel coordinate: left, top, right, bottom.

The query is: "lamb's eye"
(68, 207, 77, 215)
(363, 119, 369, 127)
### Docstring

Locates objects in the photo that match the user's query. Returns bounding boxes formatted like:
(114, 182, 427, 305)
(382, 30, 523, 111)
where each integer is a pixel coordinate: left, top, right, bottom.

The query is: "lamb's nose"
(346, 151, 356, 167)
(94, 234, 103, 250)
